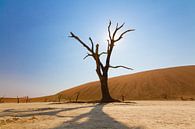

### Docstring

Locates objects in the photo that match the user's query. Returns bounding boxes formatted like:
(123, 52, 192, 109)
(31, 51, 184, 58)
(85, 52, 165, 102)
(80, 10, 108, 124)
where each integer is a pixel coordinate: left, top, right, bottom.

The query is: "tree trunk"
(100, 76, 115, 102)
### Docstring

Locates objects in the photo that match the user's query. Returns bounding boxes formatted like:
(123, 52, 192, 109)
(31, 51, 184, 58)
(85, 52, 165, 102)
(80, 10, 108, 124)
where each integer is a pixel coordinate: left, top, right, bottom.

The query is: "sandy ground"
(0, 101, 194, 129)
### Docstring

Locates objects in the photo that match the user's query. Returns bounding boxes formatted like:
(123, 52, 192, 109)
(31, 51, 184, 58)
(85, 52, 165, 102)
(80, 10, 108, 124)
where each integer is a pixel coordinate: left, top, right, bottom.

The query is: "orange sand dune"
(57, 65, 195, 101)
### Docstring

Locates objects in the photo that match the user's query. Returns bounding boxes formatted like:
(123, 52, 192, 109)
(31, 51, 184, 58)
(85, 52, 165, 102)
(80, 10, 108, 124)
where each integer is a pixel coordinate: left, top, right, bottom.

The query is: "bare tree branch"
(99, 52, 107, 57)
(116, 23, 119, 29)
(83, 53, 92, 60)
(69, 32, 93, 53)
(109, 65, 133, 70)
(95, 44, 99, 55)
(117, 23, 125, 30)
(112, 23, 125, 39)
(108, 20, 112, 40)
(106, 22, 132, 71)
(107, 40, 110, 51)
(69, 33, 106, 71)
(115, 29, 135, 42)
(89, 37, 94, 52)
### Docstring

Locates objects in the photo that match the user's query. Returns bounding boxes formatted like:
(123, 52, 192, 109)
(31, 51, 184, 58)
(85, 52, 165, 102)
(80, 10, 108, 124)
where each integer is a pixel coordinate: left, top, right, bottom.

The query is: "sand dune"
(57, 65, 195, 102)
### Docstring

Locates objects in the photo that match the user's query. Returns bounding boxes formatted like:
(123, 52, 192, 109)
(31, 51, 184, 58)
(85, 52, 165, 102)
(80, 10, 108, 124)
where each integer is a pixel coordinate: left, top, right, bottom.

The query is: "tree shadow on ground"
(0, 103, 145, 129)
(53, 103, 145, 129)
(0, 105, 94, 118)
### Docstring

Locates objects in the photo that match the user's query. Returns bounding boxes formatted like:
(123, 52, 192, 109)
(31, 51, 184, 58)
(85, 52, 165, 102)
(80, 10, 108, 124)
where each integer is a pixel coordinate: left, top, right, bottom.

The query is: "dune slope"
(58, 65, 195, 101)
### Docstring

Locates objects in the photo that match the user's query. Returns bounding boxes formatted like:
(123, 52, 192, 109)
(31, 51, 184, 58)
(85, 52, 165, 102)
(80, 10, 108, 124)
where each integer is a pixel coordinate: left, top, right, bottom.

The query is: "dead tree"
(58, 94, 62, 102)
(69, 21, 134, 102)
(121, 95, 125, 102)
(0, 96, 4, 103)
(75, 92, 80, 102)
(25, 96, 29, 103)
(17, 96, 19, 103)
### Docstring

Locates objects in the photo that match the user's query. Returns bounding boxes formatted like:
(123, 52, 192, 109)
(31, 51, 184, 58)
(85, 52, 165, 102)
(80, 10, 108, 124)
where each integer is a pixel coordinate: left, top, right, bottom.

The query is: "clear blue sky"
(0, 0, 195, 97)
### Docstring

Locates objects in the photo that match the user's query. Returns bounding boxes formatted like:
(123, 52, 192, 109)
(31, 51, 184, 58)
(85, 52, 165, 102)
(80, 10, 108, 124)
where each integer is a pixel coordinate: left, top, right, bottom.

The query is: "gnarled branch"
(109, 65, 133, 70)
(69, 21, 134, 79)
(112, 22, 125, 40)
(115, 29, 135, 42)
(69, 32, 93, 53)
(105, 21, 135, 72)
(89, 37, 94, 52)
(83, 53, 92, 60)
(108, 20, 112, 40)
(99, 52, 107, 57)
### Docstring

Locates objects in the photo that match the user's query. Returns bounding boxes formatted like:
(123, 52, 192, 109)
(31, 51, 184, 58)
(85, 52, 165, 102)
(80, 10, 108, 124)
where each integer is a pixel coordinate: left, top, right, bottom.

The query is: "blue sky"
(0, 0, 195, 97)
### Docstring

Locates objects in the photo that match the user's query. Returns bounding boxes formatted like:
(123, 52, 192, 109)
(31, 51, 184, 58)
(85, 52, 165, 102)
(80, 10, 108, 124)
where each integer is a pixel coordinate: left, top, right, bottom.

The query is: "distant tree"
(0, 96, 4, 103)
(17, 96, 19, 103)
(69, 21, 134, 102)
(121, 95, 125, 102)
(75, 92, 80, 102)
(58, 94, 62, 102)
(25, 96, 29, 103)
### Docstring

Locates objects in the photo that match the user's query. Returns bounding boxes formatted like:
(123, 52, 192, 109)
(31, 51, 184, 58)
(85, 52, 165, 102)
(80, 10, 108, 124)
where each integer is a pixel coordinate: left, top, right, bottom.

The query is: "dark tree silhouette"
(25, 96, 29, 103)
(17, 96, 19, 103)
(0, 96, 4, 103)
(75, 92, 80, 102)
(121, 95, 125, 102)
(69, 21, 134, 102)
(58, 94, 62, 102)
